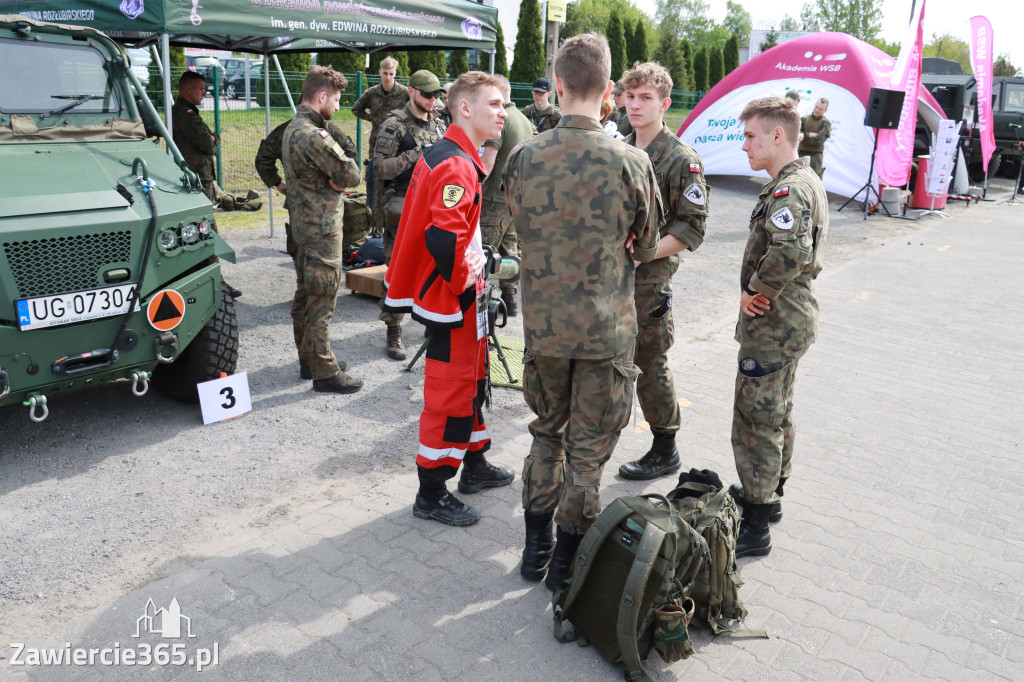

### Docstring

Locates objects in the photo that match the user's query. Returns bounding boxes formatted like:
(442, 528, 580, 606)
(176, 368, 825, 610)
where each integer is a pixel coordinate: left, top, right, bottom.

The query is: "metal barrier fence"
(149, 68, 702, 195)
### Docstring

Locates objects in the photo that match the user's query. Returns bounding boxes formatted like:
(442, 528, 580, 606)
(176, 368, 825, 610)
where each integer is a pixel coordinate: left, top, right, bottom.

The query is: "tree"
(627, 19, 649, 66)
(147, 46, 185, 108)
(779, 15, 800, 31)
(923, 33, 972, 74)
(800, 2, 820, 31)
(317, 51, 364, 75)
(680, 38, 695, 91)
(656, 0, 727, 51)
(692, 46, 708, 92)
(510, 0, 545, 83)
(812, 0, 882, 42)
(275, 53, 312, 73)
(408, 50, 447, 78)
(759, 30, 779, 53)
(370, 52, 409, 76)
(448, 49, 469, 79)
(993, 54, 1018, 77)
(563, 0, 654, 47)
(869, 38, 901, 58)
(723, 0, 751, 46)
(655, 28, 687, 91)
(707, 47, 724, 89)
(723, 32, 740, 76)
(607, 13, 627, 79)
(495, 21, 509, 78)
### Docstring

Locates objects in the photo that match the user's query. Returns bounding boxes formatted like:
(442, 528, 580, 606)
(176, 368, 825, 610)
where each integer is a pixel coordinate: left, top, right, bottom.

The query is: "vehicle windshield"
(0, 38, 120, 114)
(1004, 83, 1024, 114)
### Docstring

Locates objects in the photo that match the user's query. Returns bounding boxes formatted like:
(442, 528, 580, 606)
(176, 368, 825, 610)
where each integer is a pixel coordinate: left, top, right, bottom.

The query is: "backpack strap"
(618, 523, 666, 682)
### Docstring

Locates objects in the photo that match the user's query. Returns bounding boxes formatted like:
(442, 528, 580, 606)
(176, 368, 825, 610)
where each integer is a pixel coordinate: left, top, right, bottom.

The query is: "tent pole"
(162, 33, 172, 155)
(273, 54, 297, 114)
(266, 54, 274, 239)
(489, 50, 495, 74)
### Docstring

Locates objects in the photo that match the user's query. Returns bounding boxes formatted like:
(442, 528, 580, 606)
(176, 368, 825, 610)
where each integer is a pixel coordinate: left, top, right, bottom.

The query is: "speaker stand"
(838, 128, 891, 220)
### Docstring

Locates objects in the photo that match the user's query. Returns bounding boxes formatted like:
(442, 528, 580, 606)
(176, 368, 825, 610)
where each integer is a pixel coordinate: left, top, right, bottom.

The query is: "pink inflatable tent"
(677, 32, 944, 198)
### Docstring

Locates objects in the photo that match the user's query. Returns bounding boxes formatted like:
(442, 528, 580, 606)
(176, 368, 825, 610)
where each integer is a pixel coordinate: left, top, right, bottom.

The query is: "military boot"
(544, 527, 584, 592)
(225, 282, 243, 299)
(300, 360, 346, 380)
(501, 291, 517, 317)
(458, 451, 514, 494)
(312, 371, 363, 394)
(728, 477, 785, 523)
(521, 511, 555, 582)
(735, 503, 773, 558)
(618, 433, 681, 480)
(386, 325, 407, 360)
(413, 480, 481, 527)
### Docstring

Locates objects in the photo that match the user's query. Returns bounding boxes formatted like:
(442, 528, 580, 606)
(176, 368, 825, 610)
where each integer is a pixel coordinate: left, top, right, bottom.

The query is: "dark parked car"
(185, 56, 226, 93)
(225, 62, 264, 99)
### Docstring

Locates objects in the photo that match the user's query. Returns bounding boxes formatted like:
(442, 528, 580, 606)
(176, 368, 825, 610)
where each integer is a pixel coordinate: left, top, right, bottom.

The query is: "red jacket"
(383, 125, 485, 327)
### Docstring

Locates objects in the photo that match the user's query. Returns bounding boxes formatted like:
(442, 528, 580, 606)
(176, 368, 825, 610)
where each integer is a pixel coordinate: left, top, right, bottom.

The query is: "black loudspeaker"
(864, 87, 906, 129)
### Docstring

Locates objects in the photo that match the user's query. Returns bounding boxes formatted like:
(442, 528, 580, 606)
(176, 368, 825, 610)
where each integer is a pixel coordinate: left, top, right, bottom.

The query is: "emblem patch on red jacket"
(442, 184, 466, 208)
(774, 186, 789, 198)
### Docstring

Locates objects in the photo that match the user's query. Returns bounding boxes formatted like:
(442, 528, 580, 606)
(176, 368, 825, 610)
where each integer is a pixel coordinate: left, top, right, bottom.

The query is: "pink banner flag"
(969, 15, 996, 174)
(876, 0, 926, 187)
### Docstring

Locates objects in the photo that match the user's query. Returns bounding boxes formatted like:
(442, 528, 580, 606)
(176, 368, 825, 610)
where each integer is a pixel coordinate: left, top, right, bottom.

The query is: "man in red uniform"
(383, 72, 513, 526)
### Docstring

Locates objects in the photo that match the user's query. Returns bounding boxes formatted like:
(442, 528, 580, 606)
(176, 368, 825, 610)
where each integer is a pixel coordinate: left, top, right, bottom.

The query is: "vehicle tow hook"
(24, 394, 48, 422)
(131, 370, 151, 396)
(154, 332, 179, 363)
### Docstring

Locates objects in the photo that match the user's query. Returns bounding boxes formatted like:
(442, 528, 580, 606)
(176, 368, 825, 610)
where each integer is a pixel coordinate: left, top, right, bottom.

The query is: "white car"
(125, 47, 152, 86)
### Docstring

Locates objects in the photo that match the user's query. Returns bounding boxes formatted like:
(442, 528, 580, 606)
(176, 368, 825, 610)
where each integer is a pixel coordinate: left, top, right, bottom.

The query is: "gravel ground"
(2, 172, 1010, 640)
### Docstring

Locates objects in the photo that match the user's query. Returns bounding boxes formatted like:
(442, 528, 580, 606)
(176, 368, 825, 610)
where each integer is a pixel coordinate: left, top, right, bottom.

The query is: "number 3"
(220, 386, 236, 409)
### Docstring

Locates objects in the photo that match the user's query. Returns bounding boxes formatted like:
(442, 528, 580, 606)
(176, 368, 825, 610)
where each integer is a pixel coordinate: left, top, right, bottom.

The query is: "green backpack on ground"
(669, 481, 765, 637)
(551, 494, 710, 681)
(342, 191, 370, 247)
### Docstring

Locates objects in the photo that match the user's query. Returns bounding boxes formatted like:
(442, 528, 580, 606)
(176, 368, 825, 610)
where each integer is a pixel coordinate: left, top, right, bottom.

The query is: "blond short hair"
(380, 56, 398, 71)
(447, 71, 505, 115)
(739, 96, 800, 144)
(301, 65, 347, 102)
(554, 33, 611, 99)
(621, 61, 673, 99)
(492, 74, 511, 100)
(816, 97, 829, 107)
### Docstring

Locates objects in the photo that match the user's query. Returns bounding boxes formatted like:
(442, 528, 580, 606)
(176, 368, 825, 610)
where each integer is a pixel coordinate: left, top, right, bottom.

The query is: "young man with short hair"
(382, 72, 512, 527)
(522, 77, 562, 133)
(616, 61, 710, 482)
(503, 34, 663, 590)
(281, 66, 363, 394)
(798, 97, 831, 178)
(729, 96, 829, 557)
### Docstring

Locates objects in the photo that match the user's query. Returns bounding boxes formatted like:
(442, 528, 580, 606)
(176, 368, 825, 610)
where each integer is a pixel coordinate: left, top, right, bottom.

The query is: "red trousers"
(417, 312, 490, 477)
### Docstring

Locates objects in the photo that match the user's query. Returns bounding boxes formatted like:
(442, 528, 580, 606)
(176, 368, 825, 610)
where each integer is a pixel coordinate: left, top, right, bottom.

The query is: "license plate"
(15, 283, 139, 331)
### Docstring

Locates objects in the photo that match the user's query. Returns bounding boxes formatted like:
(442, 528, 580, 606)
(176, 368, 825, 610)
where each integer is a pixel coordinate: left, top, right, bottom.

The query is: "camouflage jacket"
(482, 102, 534, 205)
(171, 96, 218, 179)
(351, 82, 409, 151)
(374, 103, 445, 195)
(627, 123, 709, 283)
(255, 118, 356, 190)
(607, 107, 627, 127)
(522, 103, 562, 134)
(799, 114, 831, 153)
(503, 114, 663, 359)
(281, 105, 361, 246)
(736, 157, 828, 351)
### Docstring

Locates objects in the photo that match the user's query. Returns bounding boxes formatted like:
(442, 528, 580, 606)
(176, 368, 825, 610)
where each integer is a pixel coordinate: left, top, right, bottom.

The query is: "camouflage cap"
(784, 90, 800, 101)
(409, 70, 442, 94)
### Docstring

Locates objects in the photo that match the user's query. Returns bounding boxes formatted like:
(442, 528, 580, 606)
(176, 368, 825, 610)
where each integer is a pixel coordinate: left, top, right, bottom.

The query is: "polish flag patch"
(774, 186, 790, 198)
(689, 163, 701, 173)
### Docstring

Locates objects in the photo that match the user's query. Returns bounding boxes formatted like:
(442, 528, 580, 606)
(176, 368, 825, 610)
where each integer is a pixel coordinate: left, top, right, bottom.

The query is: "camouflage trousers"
(480, 199, 519, 297)
(731, 346, 807, 505)
(634, 279, 680, 435)
(801, 151, 824, 179)
(291, 232, 344, 380)
(378, 192, 405, 327)
(521, 351, 641, 535)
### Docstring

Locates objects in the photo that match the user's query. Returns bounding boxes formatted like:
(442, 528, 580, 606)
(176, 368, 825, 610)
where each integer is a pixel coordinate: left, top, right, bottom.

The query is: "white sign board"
(926, 119, 959, 196)
(197, 371, 251, 424)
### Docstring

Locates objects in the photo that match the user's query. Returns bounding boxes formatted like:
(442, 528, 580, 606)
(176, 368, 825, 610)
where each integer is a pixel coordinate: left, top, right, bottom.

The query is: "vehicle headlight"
(198, 219, 212, 238)
(181, 223, 200, 244)
(159, 228, 178, 250)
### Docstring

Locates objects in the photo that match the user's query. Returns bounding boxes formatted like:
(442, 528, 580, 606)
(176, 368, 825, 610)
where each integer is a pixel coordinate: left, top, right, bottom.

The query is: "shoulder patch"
(770, 206, 795, 229)
(689, 163, 701, 173)
(441, 184, 466, 208)
(320, 130, 330, 138)
(774, 186, 789, 198)
(683, 183, 706, 206)
(186, 108, 195, 114)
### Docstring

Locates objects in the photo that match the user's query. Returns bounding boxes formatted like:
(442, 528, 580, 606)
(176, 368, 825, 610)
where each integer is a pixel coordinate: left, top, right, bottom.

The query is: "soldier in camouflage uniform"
(479, 76, 533, 316)
(503, 34, 663, 591)
(374, 69, 446, 360)
(607, 81, 627, 127)
(729, 96, 828, 558)
(282, 66, 364, 394)
(351, 56, 409, 230)
(615, 62, 710, 482)
(798, 98, 832, 179)
(522, 77, 562, 134)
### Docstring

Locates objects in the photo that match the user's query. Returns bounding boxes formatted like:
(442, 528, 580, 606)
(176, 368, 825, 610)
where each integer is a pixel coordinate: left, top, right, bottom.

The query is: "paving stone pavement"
(2, 199, 1022, 681)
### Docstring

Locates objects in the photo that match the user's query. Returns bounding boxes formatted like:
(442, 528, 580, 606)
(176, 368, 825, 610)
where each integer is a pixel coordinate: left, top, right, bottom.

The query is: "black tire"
(999, 155, 1021, 180)
(226, 83, 237, 99)
(154, 282, 239, 403)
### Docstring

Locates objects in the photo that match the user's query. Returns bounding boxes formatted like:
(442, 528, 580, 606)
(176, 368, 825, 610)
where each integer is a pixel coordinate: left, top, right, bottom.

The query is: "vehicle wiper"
(40, 95, 105, 120)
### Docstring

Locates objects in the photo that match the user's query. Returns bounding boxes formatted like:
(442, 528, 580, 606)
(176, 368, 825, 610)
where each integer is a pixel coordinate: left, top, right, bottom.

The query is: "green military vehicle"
(0, 15, 238, 422)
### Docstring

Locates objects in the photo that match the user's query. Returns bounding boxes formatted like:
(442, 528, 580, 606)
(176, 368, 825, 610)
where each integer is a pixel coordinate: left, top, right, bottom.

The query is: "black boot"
(312, 371, 363, 394)
(386, 325, 406, 360)
(521, 511, 555, 582)
(501, 291, 517, 317)
(735, 503, 772, 558)
(544, 527, 584, 591)
(458, 451, 514, 494)
(728, 477, 785, 523)
(413, 477, 480, 527)
(618, 433, 681, 480)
